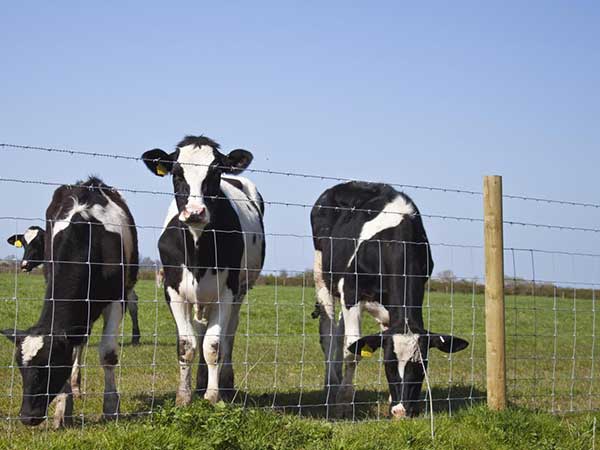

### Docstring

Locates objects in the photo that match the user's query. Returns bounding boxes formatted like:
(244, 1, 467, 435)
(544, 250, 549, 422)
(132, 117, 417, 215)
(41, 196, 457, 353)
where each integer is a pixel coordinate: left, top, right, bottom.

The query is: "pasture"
(0, 272, 598, 449)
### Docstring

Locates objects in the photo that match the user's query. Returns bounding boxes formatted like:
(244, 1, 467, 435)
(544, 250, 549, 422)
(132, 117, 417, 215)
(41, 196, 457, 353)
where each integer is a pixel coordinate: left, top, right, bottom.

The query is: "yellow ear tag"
(361, 344, 374, 358)
(14, 240, 23, 248)
(156, 164, 168, 176)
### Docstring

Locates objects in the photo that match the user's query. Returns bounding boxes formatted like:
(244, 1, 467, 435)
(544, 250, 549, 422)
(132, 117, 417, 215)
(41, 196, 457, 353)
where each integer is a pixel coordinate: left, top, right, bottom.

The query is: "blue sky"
(1, 2, 599, 286)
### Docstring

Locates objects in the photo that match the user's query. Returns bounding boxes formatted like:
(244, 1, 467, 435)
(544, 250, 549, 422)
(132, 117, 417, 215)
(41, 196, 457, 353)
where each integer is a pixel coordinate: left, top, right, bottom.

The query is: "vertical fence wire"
(1, 147, 600, 433)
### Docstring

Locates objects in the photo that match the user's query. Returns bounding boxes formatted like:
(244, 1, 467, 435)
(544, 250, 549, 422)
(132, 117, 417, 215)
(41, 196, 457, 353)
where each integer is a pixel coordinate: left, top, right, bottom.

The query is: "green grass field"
(0, 272, 598, 449)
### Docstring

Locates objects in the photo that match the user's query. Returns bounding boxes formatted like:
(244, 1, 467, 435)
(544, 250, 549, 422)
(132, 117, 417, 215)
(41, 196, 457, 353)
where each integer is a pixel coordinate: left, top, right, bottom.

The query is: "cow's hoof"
(334, 387, 355, 419)
(334, 403, 353, 420)
(102, 412, 119, 421)
(176, 390, 192, 406)
(53, 414, 73, 429)
(324, 385, 339, 405)
(219, 388, 235, 403)
(204, 389, 220, 404)
(71, 385, 81, 399)
(131, 337, 141, 346)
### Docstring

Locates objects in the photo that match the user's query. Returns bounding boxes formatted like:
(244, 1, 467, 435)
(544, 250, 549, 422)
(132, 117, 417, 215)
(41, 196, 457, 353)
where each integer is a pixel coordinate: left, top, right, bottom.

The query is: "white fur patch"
(220, 178, 264, 288)
(90, 192, 134, 264)
(337, 278, 345, 305)
(162, 200, 179, 232)
(178, 144, 216, 214)
(23, 228, 40, 244)
(51, 193, 134, 265)
(52, 199, 89, 238)
(347, 195, 415, 268)
(392, 332, 420, 379)
(363, 302, 390, 329)
(21, 335, 44, 365)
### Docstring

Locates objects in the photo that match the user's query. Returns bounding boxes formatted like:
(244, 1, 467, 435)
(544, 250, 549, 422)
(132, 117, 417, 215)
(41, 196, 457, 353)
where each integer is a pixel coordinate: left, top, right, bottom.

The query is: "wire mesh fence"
(0, 141, 598, 435)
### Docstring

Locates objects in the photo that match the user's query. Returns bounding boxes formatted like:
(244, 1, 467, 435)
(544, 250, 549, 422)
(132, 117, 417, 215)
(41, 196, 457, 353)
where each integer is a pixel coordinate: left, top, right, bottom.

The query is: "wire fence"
(0, 141, 598, 436)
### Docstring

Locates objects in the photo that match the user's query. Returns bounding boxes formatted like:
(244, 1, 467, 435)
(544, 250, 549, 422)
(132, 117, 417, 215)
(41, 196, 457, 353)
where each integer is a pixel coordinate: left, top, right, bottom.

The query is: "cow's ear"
(348, 333, 386, 358)
(7, 234, 24, 248)
(142, 149, 174, 177)
(424, 333, 469, 353)
(223, 149, 253, 174)
(1, 329, 25, 343)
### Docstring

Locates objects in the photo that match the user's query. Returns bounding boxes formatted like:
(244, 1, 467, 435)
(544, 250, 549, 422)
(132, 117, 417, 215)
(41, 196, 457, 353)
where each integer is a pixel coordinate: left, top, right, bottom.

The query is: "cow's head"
(348, 323, 468, 418)
(1, 329, 73, 425)
(142, 135, 253, 233)
(7, 226, 45, 272)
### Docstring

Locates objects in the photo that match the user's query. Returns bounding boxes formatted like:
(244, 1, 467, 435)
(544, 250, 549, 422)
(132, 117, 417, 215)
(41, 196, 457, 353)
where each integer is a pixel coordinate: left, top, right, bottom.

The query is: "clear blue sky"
(1, 2, 599, 286)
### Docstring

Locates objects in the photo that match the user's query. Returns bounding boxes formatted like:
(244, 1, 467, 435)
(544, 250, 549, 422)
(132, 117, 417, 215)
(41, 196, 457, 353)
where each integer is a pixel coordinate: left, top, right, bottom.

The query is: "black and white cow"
(1, 177, 139, 427)
(6, 226, 45, 272)
(311, 182, 468, 418)
(7, 227, 141, 347)
(141, 135, 265, 405)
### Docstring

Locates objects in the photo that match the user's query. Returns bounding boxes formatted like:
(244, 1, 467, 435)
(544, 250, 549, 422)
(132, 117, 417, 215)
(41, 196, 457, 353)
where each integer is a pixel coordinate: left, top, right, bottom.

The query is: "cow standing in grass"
(141, 135, 265, 405)
(7, 225, 142, 398)
(2, 177, 139, 427)
(311, 181, 469, 418)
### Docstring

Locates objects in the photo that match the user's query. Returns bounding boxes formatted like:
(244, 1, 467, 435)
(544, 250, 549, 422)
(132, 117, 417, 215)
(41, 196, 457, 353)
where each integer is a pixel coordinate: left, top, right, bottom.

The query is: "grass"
(0, 402, 598, 450)
(0, 272, 598, 448)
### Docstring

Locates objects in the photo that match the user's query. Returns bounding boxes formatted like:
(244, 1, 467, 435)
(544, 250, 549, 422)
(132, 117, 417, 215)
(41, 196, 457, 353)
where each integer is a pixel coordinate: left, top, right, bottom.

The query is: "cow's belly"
(178, 266, 230, 304)
(195, 270, 230, 302)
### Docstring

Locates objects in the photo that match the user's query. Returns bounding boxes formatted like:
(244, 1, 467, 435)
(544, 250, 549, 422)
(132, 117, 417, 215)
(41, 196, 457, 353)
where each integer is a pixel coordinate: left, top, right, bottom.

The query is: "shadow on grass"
(129, 384, 486, 422)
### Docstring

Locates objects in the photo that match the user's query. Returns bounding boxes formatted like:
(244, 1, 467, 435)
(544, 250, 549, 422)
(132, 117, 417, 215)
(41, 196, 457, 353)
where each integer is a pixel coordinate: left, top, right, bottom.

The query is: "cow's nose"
(21, 261, 29, 271)
(182, 206, 207, 223)
(20, 412, 45, 426)
(391, 403, 407, 419)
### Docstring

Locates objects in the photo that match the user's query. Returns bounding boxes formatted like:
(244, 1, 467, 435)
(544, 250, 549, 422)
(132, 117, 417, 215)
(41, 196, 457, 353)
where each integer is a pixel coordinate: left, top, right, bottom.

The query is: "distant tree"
(437, 270, 456, 283)
(436, 270, 456, 294)
(140, 256, 160, 269)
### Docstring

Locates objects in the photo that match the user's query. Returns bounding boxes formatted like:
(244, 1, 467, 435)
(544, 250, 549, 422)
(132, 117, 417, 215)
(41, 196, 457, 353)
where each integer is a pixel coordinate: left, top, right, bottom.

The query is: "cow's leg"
(219, 295, 243, 402)
(53, 383, 73, 429)
(384, 344, 405, 419)
(336, 302, 362, 418)
(314, 250, 340, 399)
(203, 291, 234, 404)
(127, 289, 141, 346)
(194, 306, 208, 396)
(167, 287, 197, 406)
(70, 345, 82, 398)
(99, 301, 124, 420)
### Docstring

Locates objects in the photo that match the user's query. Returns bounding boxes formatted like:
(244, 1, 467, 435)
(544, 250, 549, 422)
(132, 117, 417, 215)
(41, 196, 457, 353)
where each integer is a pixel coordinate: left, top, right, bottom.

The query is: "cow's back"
(311, 182, 432, 314)
(42, 178, 138, 331)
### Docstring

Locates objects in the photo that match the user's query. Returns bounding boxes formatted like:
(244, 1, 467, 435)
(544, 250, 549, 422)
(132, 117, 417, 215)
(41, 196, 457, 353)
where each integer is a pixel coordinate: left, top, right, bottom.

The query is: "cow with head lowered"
(2, 177, 139, 427)
(7, 228, 141, 347)
(141, 135, 265, 405)
(311, 182, 469, 419)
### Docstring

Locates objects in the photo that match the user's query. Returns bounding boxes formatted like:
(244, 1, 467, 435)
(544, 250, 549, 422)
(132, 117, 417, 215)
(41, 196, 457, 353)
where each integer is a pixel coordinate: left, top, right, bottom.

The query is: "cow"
(7, 227, 142, 400)
(1, 177, 139, 427)
(7, 227, 141, 346)
(310, 181, 469, 419)
(141, 135, 265, 405)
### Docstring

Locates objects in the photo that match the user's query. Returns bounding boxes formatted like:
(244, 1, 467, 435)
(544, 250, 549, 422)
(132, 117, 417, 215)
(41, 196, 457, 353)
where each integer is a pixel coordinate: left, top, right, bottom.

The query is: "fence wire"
(0, 142, 598, 437)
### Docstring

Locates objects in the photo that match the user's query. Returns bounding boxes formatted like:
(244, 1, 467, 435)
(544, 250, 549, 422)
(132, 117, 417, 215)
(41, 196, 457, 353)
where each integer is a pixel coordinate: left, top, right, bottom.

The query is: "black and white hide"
(310, 182, 468, 418)
(141, 135, 265, 405)
(1, 177, 139, 427)
(7, 227, 141, 348)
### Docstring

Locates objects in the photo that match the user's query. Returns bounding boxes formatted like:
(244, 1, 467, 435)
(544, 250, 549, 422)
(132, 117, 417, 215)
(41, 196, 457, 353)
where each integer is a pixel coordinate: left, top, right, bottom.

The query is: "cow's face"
(1, 330, 73, 425)
(142, 136, 253, 232)
(350, 328, 468, 418)
(7, 226, 45, 272)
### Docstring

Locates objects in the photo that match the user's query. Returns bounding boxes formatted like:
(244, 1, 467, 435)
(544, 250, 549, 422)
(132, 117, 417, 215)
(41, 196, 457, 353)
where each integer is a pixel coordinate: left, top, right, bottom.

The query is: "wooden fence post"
(484, 175, 507, 410)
